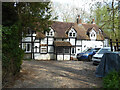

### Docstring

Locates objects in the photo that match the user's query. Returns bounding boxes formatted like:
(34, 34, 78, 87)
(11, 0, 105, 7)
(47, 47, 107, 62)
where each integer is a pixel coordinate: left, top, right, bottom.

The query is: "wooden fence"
(110, 39, 120, 51)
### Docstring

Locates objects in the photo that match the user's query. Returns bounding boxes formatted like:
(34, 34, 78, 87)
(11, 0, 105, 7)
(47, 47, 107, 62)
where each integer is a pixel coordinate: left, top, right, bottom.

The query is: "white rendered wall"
(76, 40, 82, 45)
(34, 53, 54, 60)
(22, 37, 31, 42)
(76, 47, 81, 54)
(64, 55, 70, 60)
(41, 38, 47, 44)
(70, 38, 75, 45)
(48, 38, 54, 45)
(81, 40, 103, 52)
(57, 55, 63, 61)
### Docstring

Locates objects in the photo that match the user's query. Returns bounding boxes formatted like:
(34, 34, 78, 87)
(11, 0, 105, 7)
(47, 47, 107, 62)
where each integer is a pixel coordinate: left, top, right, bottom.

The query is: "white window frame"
(41, 46, 47, 53)
(68, 29, 76, 37)
(26, 43, 31, 52)
(22, 43, 31, 53)
(71, 47, 75, 54)
(64, 48, 69, 54)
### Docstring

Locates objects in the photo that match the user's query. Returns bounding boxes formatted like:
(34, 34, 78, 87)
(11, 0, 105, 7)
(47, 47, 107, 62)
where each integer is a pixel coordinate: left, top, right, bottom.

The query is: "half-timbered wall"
(21, 27, 108, 60)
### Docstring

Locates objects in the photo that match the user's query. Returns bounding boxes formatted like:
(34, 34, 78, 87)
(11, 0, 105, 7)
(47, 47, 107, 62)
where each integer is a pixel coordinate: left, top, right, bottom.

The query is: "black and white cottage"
(21, 17, 109, 60)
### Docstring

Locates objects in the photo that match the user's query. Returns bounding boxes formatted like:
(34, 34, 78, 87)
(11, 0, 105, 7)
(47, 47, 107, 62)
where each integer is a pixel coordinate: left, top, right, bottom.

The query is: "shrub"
(2, 25, 24, 86)
(103, 70, 120, 88)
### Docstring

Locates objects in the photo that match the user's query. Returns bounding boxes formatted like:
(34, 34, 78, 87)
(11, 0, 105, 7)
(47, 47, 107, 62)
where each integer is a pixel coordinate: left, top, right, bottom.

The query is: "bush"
(2, 25, 24, 86)
(103, 70, 120, 88)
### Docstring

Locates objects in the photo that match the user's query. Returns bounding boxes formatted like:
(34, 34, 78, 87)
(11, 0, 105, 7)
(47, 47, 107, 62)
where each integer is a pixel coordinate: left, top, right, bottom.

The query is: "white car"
(92, 47, 111, 65)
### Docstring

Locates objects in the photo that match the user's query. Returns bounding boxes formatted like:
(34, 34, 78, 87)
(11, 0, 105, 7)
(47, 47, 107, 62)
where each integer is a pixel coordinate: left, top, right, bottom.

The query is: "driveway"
(9, 60, 102, 88)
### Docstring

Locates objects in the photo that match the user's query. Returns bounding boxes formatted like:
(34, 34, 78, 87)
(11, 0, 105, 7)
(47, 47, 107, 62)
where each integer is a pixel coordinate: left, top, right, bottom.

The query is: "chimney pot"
(91, 19, 95, 24)
(77, 15, 82, 24)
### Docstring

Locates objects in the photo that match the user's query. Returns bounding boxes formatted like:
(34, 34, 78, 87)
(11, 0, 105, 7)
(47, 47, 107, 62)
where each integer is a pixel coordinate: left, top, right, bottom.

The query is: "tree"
(2, 2, 52, 87)
(93, 1, 119, 40)
(118, 1, 120, 40)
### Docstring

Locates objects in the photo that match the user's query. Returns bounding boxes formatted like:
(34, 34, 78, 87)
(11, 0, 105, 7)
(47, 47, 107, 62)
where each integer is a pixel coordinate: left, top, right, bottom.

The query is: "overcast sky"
(51, 0, 109, 12)
(50, 0, 114, 22)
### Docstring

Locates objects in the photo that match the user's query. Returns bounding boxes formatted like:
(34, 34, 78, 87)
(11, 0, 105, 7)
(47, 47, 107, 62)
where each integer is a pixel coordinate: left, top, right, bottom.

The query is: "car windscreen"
(93, 48, 100, 52)
(98, 49, 110, 54)
(83, 48, 94, 53)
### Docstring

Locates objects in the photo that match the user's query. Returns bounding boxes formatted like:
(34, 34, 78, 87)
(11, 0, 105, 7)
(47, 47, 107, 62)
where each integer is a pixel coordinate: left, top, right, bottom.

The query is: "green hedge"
(2, 25, 24, 85)
(103, 70, 120, 88)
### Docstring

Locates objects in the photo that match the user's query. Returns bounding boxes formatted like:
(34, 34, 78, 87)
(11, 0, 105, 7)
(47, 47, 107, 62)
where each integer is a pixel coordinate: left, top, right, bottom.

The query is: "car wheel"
(93, 62, 98, 66)
(88, 55, 92, 61)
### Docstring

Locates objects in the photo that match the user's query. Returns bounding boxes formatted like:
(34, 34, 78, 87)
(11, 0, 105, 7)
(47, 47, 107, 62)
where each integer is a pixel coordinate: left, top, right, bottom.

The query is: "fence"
(110, 39, 120, 51)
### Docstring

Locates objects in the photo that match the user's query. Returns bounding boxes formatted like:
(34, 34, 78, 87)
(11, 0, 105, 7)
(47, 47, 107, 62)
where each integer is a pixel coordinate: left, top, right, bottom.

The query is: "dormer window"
(50, 32, 53, 36)
(91, 32, 95, 37)
(68, 28, 76, 37)
(69, 33, 72, 36)
(73, 33, 75, 36)
(89, 30, 96, 40)
(46, 28, 54, 37)
(91, 34, 92, 37)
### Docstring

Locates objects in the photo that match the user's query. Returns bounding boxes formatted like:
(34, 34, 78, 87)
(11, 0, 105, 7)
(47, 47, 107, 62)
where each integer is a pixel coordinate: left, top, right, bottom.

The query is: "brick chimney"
(91, 19, 95, 24)
(77, 15, 82, 24)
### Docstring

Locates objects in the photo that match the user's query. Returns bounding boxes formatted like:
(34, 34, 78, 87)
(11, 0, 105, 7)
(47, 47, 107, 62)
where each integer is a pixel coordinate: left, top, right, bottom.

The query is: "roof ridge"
(53, 20, 74, 24)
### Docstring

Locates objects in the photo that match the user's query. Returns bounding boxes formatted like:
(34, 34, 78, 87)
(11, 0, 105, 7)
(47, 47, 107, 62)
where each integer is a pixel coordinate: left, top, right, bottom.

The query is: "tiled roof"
(36, 32, 45, 39)
(36, 21, 109, 40)
(54, 41, 72, 47)
(51, 21, 74, 38)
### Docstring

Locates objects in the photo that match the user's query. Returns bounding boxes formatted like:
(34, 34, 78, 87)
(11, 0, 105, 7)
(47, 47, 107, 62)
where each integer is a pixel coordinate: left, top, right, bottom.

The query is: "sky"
(50, 0, 118, 22)
(51, 0, 108, 12)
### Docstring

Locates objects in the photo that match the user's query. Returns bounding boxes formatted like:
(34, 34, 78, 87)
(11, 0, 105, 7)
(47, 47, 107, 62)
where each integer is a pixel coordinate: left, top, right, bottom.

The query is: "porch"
(54, 41, 72, 60)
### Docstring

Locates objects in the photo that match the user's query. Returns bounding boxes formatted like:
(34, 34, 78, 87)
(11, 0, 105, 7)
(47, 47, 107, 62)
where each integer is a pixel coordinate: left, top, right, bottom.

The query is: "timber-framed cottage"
(21, 16, 109, 60)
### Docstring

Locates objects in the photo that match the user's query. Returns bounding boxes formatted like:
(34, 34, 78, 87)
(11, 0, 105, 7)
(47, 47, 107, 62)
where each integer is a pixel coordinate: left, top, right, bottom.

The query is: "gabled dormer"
(89, 29, 96, 40)
(68, 28, 77, 38)
(45, 27, 55, 37)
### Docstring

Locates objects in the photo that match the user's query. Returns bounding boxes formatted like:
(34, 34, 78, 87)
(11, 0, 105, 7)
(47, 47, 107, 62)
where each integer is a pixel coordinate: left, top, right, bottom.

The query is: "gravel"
(9, 60, 103, 88)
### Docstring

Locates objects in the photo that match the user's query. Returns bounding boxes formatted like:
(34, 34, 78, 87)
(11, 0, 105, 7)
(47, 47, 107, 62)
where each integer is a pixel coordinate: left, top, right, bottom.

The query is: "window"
(50, 32, 53, 36)
(73, 33, 75, 36)
(22, 43, 31, 52)
(57, 47, 63, 53)
(69, 32, 76, 37)
(27, 44, 30, 51)
(91, 32, 95, 37)
(35, 46, 38, 53)
(23, 43, 26, 51)
(46, 31, 54, 37)
(69, 33, 72, 36)
(71, 47, 75, 54)
(64, 48, 69, 54)
(41, 47, 47, 53)
(91, 34, 93, 37)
